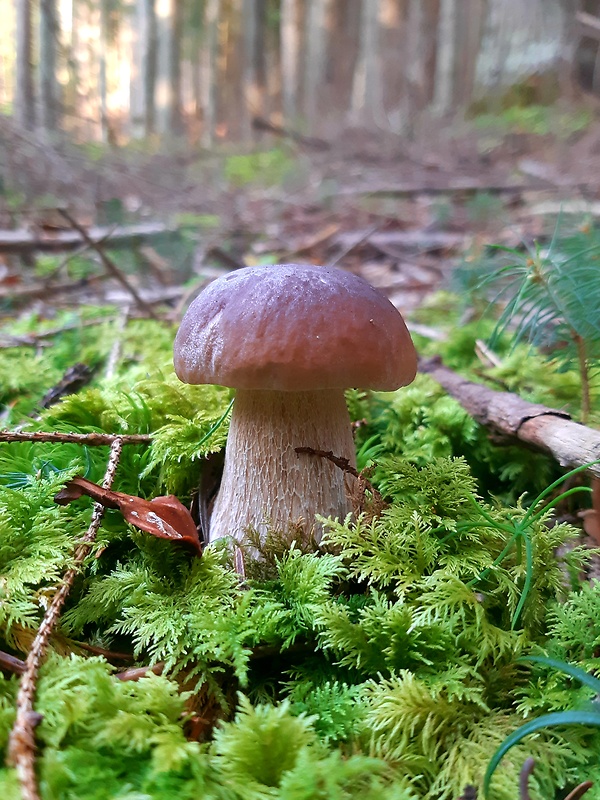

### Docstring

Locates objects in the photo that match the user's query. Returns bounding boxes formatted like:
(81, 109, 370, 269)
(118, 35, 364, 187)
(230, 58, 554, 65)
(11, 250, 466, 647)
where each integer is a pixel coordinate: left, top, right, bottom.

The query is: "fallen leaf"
(55, 477, 202, 556)
(580, 477, 600, 546)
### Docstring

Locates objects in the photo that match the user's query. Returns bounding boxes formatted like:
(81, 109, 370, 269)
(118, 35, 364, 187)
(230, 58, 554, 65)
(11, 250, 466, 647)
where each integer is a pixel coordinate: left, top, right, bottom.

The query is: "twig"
(326, 223, 381, 269)
(0, 430, 151, 445)
(574, 333, 591, 425)
(295, 446, 387, 515)
(8, 438, 124, 800)
(251, 115, 330, 150)
(295, 446, 362, 479)
(104, 306, 130, 380)
(0, 651, 25, 675)
(0, 316, 118, 349)
(563, 782, 594, 800)
(70, 641, 133, 663)
(0, 275, 106, 301)
(116, 663, 164, 682)
(58, 210, 159, 320)
(519, 757, 535, 800)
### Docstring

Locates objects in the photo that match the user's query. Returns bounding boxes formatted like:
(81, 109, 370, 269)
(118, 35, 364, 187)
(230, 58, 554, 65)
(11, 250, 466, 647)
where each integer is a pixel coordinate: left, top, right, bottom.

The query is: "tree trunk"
(242, 0, 267, 139)
(15, 0, 35, 130)
(99, 0, 109, 142)
(303, 0, 332, 129)
(201, 0, 221, 147)
(280, 0, 301, 122)
(328, 0, 361, 123)
(142, 0, 158, 137)
(474, 0, 566, 100)
(156, 0, 182, 136)
(454, 0, 487, 108)
(432, 0, 458, 115)
(40, 0, 60, 132)
(351, 0, 382, 125)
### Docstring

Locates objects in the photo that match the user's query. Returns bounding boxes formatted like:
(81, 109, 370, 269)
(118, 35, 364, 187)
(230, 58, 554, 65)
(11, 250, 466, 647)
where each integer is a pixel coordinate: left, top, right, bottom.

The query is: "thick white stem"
(209, 389, 356, 544)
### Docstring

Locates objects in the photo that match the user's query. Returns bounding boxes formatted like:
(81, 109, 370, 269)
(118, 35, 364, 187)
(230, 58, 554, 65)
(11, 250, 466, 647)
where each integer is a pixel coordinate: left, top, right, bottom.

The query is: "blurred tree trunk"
(379, 0, 403, 121)
(242, 0, 267, 139)
(280, 0, 301, 122)
(40, 0, 59, 132)
(223, 0, 246, 140)
(99, 0, 109, 142)
(432, 0, 457, 114)
(475, 0, 566, 101)
(15, 0, 35, 130)
(142, 0, 158, 136)
(351, 0, 382, 124)
(304, 0, 332, 129)
(454, 0, 487, 107)
(328, 0, 361, 120)
(201, 0, 220, 147)
(156, 0, 183, 136)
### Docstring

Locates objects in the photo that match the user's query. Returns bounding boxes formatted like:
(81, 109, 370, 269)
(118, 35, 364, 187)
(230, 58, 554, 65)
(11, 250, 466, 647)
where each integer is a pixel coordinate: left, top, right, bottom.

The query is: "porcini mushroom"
(173, 264, 417, 544)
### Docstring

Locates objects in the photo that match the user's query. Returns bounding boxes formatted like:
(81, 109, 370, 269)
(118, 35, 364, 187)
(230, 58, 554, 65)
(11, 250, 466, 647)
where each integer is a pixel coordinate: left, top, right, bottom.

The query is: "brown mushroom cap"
(173, 264, 417, 392)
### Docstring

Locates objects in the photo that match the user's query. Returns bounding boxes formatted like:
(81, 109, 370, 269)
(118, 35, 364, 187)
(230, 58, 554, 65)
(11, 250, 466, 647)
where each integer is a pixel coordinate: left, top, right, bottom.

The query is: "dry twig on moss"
(519, 757, 536, 800)
(0, 430, 151, 446)
(8, 438, 124, 800)
(0, 651, 25, 676)
(295, 446, 387, 518)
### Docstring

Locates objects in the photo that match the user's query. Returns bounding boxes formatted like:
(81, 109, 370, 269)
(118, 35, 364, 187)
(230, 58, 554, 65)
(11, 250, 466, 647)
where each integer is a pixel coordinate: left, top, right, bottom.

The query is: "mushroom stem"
(209, 388, 356, 543)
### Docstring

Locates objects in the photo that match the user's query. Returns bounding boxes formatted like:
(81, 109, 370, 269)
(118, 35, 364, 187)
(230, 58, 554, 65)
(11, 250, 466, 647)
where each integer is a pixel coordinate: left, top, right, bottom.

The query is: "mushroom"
(173, 264, 417, 545)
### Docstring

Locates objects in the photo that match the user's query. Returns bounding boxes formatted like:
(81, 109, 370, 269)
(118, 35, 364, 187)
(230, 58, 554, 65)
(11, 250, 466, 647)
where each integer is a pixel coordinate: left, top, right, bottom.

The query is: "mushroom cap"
(173, 264, 417, 392)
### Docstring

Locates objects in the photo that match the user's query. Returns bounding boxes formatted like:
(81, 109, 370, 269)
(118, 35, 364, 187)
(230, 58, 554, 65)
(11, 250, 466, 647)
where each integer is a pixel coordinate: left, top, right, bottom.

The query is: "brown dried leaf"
(581, 478, 600, 545)
(54, 477, 202, 556)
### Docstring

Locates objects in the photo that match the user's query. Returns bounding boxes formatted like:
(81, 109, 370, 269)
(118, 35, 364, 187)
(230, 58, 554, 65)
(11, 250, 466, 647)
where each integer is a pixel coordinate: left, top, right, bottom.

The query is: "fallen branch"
(39, 363, 94, 410)
(0, 222, 179, 255)
(333, 228, 466, 252)
(0, 316, 117, 348)
(0, 430, 152, 446)
(0, 275, 106, 301)
(8, 438, 124, 800)
(420, 357, 600, 478)
(335, 179, 575, 197)
(251, 116, 330, 150)
(58, 210, 159, 320)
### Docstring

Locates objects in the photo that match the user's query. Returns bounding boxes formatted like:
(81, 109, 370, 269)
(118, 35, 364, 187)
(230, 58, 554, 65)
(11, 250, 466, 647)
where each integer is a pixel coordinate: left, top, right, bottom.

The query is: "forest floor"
(3, 103, 600, 323)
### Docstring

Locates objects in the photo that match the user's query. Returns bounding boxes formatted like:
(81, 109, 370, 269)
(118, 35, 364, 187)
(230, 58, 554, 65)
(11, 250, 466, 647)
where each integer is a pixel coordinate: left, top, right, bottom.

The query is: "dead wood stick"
(519, 757, 535, 800)
(8, 438, 124, 800)
(420, 357, 600, 478)
(116, 663, 165, 682)
(0, 316, 117, 348)
(0, 222, 178, 255)
(326, 223, 381, 269)
(251, 115, 330, 150)
(0, 275, 106, 301)
(58, 210, 159, 320)
(563, 782, 594, 800)
(295, 446, 387, 513)
(0, 651, 26, 675)
(0, 430, 151, 446)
